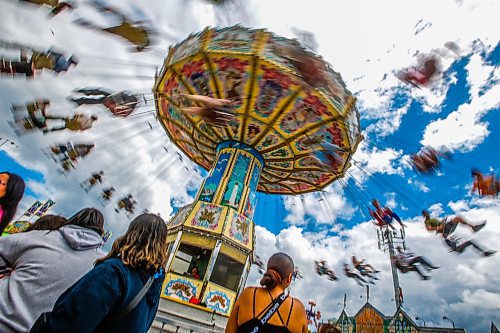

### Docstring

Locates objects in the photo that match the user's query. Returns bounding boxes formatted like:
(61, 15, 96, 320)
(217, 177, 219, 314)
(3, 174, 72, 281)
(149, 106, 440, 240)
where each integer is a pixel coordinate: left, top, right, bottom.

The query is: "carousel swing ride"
(150, 25, 362, 331)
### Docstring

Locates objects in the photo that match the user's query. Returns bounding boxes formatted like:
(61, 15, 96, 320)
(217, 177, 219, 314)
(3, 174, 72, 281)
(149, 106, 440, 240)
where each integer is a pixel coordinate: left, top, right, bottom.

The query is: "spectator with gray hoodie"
(0, 207, 105, 333)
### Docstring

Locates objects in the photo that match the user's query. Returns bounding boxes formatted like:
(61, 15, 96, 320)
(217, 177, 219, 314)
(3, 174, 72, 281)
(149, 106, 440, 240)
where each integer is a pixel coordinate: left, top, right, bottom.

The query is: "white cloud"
(250, 201, 500, 332)
(448, 199, 470, 213)
(407, 178, 430, 193)
(428, 203, 444, 216)
(365, 103, 410, 137)
(1, 0, 499, 331)
(421, 51, 500, 152)
(283, 184, 355, 227)
(350, 144, 404, 182)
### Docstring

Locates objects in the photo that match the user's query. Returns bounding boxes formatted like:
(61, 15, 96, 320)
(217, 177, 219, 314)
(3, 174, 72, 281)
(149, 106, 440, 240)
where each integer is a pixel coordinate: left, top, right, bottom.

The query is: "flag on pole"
(35, 199, 56, 217)
(24, 200, 43, 217)
(102, 230, 112, 243)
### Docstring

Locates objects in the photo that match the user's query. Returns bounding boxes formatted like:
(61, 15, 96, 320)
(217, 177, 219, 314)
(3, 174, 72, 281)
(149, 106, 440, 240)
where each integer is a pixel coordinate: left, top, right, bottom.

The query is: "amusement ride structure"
(377, 227, 407, 309)
(150, 25, 362, 331)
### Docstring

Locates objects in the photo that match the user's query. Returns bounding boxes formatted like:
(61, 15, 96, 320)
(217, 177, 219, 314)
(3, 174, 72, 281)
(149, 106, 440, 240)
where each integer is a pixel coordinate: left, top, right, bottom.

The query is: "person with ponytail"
(0, 172, 26, 234)
(30, 213, 168, 333)
(226, 252, 308, 333)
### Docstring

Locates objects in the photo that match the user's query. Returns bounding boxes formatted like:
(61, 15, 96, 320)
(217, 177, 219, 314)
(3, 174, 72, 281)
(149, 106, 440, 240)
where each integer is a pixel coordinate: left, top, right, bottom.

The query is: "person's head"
(318, 323, 341, 333)
(191, 267, 198, 275)
(0, 172, 26, 232)
(421, 210, 429, 218)
(260, 252, 294, 290)
(37, 99, 50, 107)
(351, 256, 357, 264)
(371, 199, 380, 209)
(396, 246, 403, 253)
(96, 213, 168, 274)
(60, 207, 104, 236)
(69, 56, 79, 67)
(471, 169, 481, 178)
(24, 214, 67, 232)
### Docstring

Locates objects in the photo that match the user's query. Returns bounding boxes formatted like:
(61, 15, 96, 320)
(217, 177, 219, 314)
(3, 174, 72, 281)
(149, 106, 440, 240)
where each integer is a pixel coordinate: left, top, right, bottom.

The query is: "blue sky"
(250, 45, 500, 234)
(1, 0, 499, 331)
(0, 150, 44, 200)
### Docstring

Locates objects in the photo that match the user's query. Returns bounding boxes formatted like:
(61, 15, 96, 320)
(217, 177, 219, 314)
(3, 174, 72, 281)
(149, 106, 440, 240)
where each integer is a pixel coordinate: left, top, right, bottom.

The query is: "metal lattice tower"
(377, 227, 406, 309)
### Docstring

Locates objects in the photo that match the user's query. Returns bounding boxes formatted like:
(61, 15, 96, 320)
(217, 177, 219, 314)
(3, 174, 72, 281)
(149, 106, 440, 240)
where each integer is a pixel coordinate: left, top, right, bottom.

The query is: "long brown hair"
(24, 214, 67, 232)
(60, 207, 104, 235)
(96, 213, 168, 274)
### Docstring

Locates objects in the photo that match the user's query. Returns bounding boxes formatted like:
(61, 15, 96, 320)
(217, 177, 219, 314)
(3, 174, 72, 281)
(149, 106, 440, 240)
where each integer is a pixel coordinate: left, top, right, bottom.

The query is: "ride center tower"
(152, 25, 362, 331)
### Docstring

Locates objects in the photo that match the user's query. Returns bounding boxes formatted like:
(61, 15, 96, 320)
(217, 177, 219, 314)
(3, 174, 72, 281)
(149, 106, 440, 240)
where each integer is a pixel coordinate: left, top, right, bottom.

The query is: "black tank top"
(237, 288, 295, 333)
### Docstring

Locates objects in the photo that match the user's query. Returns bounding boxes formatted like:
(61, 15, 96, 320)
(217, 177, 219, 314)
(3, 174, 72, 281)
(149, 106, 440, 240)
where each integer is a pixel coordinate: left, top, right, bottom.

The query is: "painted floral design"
(190, 203, 222, 230)
(229, 212, 250, 245)
(165, 278, 197, 301)
(204, 290, 231, 314)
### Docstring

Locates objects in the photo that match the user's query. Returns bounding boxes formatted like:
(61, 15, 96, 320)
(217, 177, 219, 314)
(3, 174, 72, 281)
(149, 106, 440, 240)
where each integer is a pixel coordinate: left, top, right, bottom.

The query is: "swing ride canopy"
(154, 25, 362, 195)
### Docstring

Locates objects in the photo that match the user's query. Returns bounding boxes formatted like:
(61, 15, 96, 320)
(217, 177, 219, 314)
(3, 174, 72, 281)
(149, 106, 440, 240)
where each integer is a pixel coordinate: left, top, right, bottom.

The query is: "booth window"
(170, 243, 212, 280)
(209, 253, 245, 291)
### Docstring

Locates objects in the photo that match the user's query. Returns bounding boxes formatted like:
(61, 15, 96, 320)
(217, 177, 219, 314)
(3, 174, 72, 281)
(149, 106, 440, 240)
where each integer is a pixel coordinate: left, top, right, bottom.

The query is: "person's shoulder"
(240, 286, 258, 296)
(6, 230, 55, 243)
(238, 286, 259, 301)
(290, 296, 305, 310)
(95, 257, 126, 275)
(0, 232, 24, 244)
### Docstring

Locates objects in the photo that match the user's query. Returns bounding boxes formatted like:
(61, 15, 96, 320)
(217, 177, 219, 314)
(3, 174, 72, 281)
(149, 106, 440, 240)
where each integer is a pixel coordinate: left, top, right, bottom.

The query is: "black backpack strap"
(253, 292, 287, 332)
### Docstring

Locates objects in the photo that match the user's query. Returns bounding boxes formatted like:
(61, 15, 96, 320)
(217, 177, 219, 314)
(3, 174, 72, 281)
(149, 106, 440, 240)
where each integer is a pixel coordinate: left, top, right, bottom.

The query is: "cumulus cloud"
(1, 1, 499, 331)
(0, 0, 207, 241)
(283, 184, 356, 227)
(250, 201, 500, 332)
(421, 51, 500, 152)
(350, 144, 405, 182)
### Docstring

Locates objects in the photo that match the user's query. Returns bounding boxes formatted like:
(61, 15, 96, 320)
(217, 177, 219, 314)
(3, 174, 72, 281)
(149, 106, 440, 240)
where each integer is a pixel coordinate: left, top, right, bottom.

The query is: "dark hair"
(69, 56, 79, 65)
(471, 168, 481, 177)
(96, 213, 168, 274)
(318, 324, 341, 333)
(60, 207, 104, 236)
(0, 172, 26, 234)
(260, 252, 294, 289)
(24, 214, 67, 232)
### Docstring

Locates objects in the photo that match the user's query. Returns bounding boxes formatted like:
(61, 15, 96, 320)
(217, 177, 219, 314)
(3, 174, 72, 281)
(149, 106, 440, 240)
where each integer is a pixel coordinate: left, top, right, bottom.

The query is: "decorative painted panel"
(221, 152, 251, 209)
(162, 273, 203, 302)
(207, 26, 257, 54)
(277, 92, 329, 136)
(202, 282, 237, 316)
(243, 162, 261, 219)
(169, 204, 194, 228)
(199, 151, 231, 202)
(169, 31, 205, 64)
(224, 210, 253, 249)
(188, 202, 226, 233)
